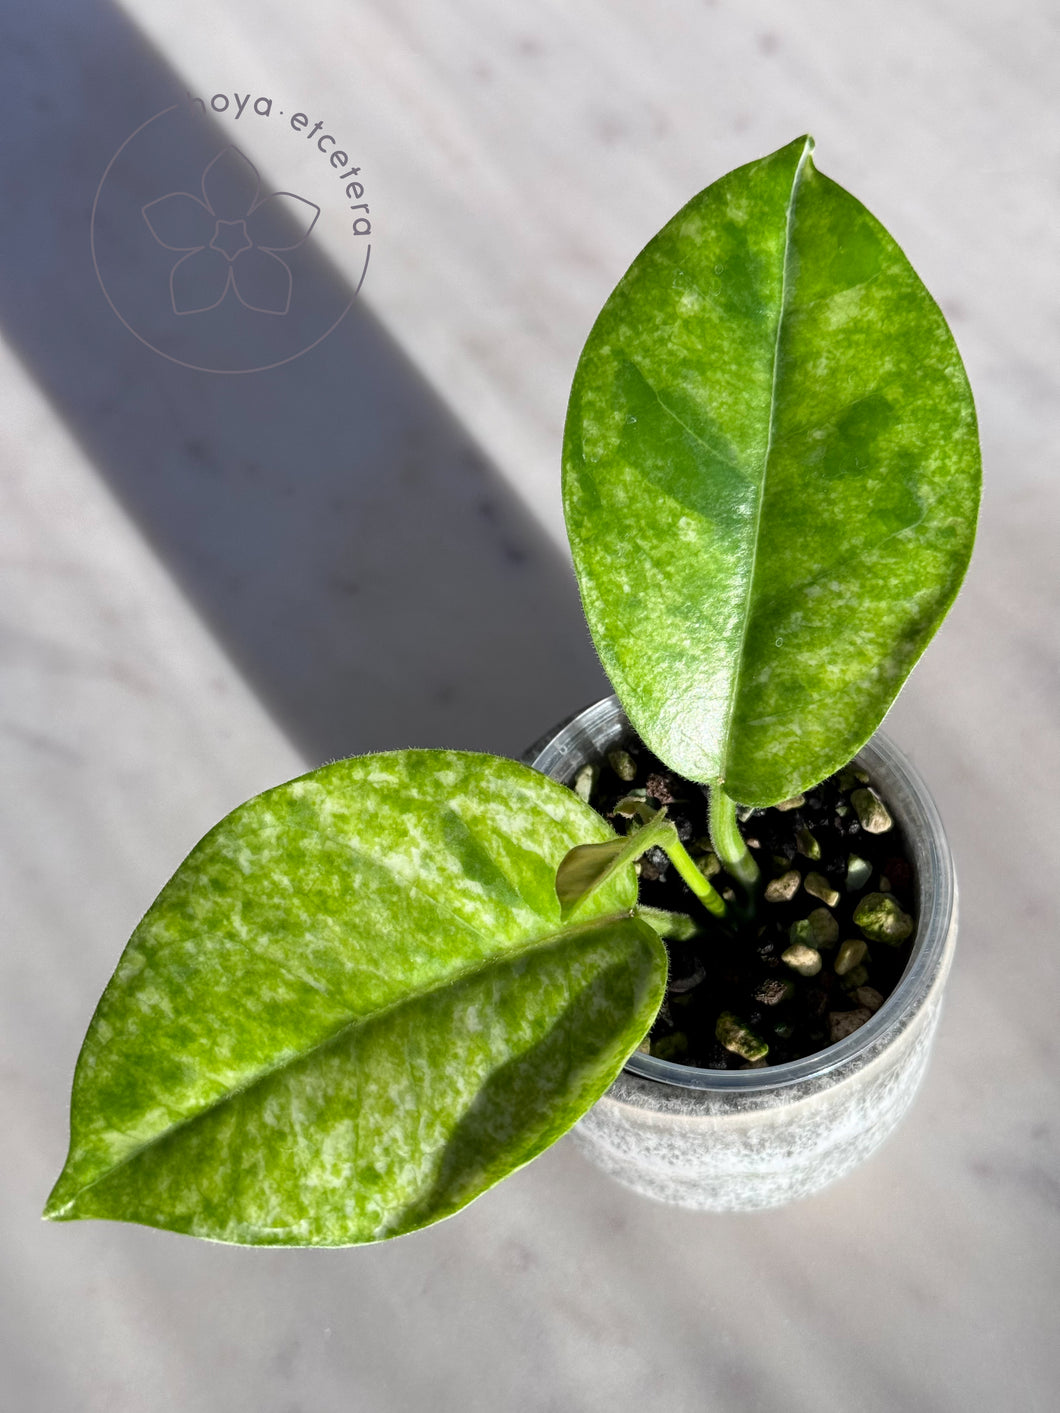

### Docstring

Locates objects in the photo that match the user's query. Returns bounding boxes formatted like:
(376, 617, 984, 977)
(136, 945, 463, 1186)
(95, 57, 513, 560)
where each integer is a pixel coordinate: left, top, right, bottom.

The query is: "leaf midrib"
(47, 910, 640, 1218)
(717, 139, 811, 791)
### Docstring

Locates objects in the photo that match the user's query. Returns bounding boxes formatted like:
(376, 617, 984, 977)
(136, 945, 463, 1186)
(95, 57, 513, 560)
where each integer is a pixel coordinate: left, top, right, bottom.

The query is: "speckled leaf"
(45, 751, 665, 1245)
(564, 135, 980, 804)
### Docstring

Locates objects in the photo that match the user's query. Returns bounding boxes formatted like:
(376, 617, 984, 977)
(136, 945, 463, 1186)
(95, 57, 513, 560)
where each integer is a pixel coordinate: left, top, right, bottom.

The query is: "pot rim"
(526, 694, 956, 1094)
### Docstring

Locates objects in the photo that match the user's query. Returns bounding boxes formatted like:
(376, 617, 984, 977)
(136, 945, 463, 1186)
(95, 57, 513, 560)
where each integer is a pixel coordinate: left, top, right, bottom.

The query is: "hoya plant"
(45, 136, 979, 1245)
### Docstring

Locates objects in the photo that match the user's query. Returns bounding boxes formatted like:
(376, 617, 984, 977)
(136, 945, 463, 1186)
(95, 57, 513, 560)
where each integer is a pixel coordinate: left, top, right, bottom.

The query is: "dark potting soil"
(582, 735, 918, 1069)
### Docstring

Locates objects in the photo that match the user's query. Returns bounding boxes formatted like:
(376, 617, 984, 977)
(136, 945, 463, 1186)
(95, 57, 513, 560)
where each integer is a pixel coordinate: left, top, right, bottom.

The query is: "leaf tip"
(42, 1168, 81, 1223)
(777, 133, 816, 178)
(793, 133, 816, 176)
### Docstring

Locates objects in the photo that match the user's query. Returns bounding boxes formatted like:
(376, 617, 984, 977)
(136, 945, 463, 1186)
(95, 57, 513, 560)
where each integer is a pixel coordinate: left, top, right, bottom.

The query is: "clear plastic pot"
(525, 696, 958, 1212)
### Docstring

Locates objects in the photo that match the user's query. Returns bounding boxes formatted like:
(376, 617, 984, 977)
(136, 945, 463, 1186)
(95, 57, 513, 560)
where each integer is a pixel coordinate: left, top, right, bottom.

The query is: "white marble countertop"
(3, 1, 1058, 1409)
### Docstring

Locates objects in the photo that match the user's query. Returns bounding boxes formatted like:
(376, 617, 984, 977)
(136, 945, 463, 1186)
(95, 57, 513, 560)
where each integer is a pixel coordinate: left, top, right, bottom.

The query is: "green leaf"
(45, 751, 666, 1245)
(635, 905, 700, 942)
(563, 135, 980, 804)
(555, 810, 672, 920)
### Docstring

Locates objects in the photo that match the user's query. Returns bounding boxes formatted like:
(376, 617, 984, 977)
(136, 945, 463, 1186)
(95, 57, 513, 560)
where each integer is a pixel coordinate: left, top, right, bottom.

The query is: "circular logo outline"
(91, 104, 370, 375)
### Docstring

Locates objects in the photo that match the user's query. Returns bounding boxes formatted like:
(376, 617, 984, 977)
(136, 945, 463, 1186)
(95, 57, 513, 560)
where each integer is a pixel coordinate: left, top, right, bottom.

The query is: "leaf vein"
(719, 139, 813, 789)
(50, 913, 639, 1217)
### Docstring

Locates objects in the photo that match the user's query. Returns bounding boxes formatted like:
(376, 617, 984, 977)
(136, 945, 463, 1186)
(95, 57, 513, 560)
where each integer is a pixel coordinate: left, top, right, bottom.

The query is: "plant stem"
(658, 834, 728, 918)
(709, 786, 760, 891)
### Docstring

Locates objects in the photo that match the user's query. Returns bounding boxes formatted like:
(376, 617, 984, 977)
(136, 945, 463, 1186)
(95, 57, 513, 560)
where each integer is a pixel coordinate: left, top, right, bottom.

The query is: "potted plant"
(524, 697, 958, 1210)
(44, 135, 979, 1243)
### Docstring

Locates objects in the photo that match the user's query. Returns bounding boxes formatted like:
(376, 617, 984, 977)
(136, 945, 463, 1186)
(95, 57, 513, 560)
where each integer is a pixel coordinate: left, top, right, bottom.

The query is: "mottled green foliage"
(47, 138, 981, 1250)
(45, 752, 666, 1245)
(564, 135, 980, 804)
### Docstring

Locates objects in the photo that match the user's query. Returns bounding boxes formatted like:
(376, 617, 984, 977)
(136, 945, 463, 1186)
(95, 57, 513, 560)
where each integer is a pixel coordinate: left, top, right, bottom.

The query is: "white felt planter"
(527, 696, 957, 1212)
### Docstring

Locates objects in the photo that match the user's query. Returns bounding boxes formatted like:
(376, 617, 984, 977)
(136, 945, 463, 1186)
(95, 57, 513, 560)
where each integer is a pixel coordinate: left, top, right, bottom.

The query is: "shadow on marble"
(0, 0, 607, 768)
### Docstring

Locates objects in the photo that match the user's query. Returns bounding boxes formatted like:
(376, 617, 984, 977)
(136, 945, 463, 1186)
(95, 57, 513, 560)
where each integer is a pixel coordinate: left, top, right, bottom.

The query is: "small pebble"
(635, 1036, 651, 1054)
(837, 769, 860, 792)
(790, 908, 839, 949)
(846, 854, 872, 891)
(805, 871, 840, 907)
(652, 1031, 688, 1061)
(834, 938, 868, 975)
(841, 963, 870, 989)
(754, 977, 795, 1007)
(782, 943, 823, 977)
(851, 787, 894, 833)
(574, 763, 596, 803)
(741, 1058, 770, 1070)
(638, 847, 669, 882)
(788, 917, 812, 947)
(764, 869, 801, 902)
(697, 851, 721, 879)
(645, 771, 678, 803)
(795, 826, 821, 861)
(773, 1020, 795, 1039)
(774, 795, 805, 812)
(853, 985, 885, 1013)
(668, 960, 706, 994)
(854, 892, 914, 945)
(829, 1007, 873, 1043)
(810, 907, 840, 947)
(879, 875, 892, 893)
(715, 1012, 769, 1061)
(608, 749, 637, 782)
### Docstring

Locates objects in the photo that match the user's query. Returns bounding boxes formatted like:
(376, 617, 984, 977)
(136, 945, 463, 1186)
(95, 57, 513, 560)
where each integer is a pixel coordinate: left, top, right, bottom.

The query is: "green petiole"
(557, 806, 727, 922)
(708, 787, 760, 892)
(656, 830, 727, 918)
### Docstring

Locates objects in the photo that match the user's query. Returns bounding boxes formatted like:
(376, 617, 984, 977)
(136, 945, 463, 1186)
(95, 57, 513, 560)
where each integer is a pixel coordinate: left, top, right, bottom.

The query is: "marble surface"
(2, 0, 1058, 1409)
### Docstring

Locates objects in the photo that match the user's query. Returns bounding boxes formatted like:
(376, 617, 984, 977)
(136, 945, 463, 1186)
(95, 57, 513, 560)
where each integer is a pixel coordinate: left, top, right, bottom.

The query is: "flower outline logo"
(142, 145, 320, 317)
